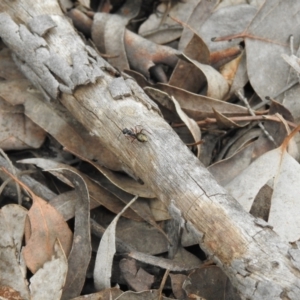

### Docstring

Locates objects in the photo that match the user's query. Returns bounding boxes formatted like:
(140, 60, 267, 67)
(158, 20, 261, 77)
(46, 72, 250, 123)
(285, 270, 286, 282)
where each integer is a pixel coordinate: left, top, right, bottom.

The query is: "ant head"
(122, 128, 130, 134)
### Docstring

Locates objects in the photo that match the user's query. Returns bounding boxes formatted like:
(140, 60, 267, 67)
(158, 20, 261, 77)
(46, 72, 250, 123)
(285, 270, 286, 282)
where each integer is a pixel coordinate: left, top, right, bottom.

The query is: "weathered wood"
(1, 1, 300, 299)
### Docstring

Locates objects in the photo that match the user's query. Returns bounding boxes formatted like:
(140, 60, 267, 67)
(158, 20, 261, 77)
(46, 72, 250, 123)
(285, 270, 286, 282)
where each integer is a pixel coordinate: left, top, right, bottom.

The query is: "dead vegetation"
(1, 0, 300, 299)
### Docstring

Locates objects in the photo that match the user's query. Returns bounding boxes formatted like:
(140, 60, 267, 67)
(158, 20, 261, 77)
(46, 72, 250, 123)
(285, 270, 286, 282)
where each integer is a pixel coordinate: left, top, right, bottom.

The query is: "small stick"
(172, 115, 297, 129)
(235, 90, 277, 146)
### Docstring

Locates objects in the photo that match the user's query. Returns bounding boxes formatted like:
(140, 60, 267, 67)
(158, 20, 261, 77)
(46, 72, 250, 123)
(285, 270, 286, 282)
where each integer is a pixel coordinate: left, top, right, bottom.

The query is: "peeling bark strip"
(0, 13, 104, 100)
(1, 1, 300, 298)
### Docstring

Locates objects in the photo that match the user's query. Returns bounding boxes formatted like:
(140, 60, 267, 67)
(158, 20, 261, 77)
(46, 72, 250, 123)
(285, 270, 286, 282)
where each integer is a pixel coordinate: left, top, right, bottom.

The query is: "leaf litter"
(226, 125, 300, 242)
(2, 0, 300, 298)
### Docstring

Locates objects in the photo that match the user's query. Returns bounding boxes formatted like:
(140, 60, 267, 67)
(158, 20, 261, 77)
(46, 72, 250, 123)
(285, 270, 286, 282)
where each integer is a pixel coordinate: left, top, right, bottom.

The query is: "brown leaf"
(119, 258, 154, 292)
(219, 52, 243, 87)
(145, 84, 249, 120)
(0, 286, 24, 300)
(213, 108, 249, 129)
(124, 30, 179, 78)
(92, 0, 142, 71)
(210, 45, 242, 70)
(2, 168, 73, 274)
(58, 169, 91, 300)
(229, 50, 248, 95)
(183, 266, 240, 300)
(66, 8, 93, 38)
(65, 148, 156, 199)
(115, 217, 168, 255)
(169, 33, 210, 93)
(170, 95, 201, 157)
(177, 53, 229, 99)
(18, 158, 142, 221)
(169, 273, 187, 299)
(149, 198, 170, 222)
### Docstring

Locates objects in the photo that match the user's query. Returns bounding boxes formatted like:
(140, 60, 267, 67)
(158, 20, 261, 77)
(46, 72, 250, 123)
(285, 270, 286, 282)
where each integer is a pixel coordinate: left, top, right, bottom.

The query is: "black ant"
(121, 126, 150, 143)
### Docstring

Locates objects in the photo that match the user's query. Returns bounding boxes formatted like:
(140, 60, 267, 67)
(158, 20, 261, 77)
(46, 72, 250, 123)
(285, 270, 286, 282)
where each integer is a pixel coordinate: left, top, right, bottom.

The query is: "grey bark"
(1, 1, 300, 299)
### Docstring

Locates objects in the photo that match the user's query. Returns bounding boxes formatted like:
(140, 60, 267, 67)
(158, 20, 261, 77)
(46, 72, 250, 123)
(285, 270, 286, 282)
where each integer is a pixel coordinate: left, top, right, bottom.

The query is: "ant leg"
(124, 135, 132, 141)
(130, 127, 137, 135)
(140, 128, 151, 135)
(135, 125, 151, 135)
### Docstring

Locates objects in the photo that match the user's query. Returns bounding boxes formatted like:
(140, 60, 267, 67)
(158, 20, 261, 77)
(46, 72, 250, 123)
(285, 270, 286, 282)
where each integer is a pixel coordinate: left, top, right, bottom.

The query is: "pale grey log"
(1, 2, 300, 299)
(108, 77, 132, 100)
(28, 14, 57, 36)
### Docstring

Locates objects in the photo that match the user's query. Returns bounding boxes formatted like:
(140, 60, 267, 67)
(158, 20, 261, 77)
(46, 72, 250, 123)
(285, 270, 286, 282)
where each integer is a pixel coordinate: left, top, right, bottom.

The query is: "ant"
(121, 126, 150, 143)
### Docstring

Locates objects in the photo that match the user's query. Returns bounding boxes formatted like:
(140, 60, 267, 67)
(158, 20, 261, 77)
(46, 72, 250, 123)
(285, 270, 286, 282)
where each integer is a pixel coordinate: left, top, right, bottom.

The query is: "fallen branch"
(1, 1, 300, 299)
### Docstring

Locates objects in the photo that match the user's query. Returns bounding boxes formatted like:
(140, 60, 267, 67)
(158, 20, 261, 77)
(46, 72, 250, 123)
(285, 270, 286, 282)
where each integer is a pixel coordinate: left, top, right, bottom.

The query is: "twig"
(0, 149, 22, 204)
(289, 35, 300, 84)
(158, 269, 170, 300)
(236, 91, 277, 146)
(172, 114, 298, 129)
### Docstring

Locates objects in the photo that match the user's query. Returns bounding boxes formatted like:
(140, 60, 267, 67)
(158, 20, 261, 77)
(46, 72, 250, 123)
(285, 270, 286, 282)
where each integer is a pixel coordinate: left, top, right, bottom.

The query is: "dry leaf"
(199, 4, 257, 52)
(178, 53, 230, 99)
(226, 130, 300, 242)
(115, 289, 173, 300)
(236, 1, 300, 105)
(70, 287, 123, 300)
(92, 0, 142, 70)
(0, 286, 24, 300)
(178, 0, 219, 50)
(18, 158, 142, 220)
(2, 168, 73, 273)
(2, 204, 27, 254)
(145, 84, 248, 120)
(57, 169, 91, 300)
(119, 258, 154, 292)
(169, 273, 187, 299)
(229, 50, 248, 95)
(0, 205, 29, 300)
(115, 218, 168, 255)
(29, 239, 68, 300)
(138, 0, 200, 44)
(94, 196, 138, 290)
(213, 108, 249, 129)
(124, 30, 179, 79)
(209, 142, 255, 186)
(149, 198, 170, 222)
(170, 95, 201, 157)
(183, 266, 240, 300)
(65, 149, 156, 199)
(169, 33, 210, 93)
